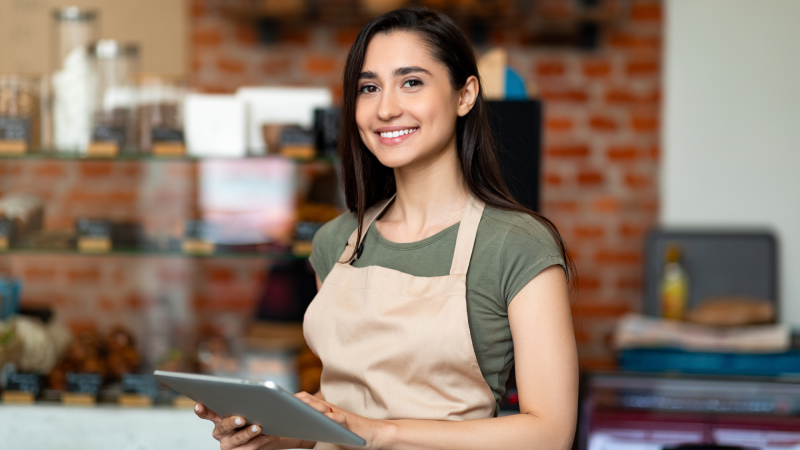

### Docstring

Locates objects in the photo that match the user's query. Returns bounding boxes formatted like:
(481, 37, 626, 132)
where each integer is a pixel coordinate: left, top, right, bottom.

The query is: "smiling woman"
(195, 7, 578, 450)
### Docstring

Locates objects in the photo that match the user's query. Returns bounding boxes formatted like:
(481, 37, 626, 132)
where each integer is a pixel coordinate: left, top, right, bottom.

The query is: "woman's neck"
(378, 143, 468, 243)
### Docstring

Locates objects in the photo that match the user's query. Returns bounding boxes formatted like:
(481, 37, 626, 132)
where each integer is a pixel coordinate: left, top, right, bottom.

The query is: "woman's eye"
(359, 85, 378, 94)
(403, 79, 422, 88)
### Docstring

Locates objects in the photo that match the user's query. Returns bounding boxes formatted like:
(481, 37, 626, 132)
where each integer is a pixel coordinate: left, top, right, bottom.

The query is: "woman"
(196, 7, 578, 450)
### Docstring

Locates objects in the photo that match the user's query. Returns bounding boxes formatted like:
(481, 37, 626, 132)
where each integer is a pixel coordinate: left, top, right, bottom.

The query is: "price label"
(2, 372, 41, 403)
(121, 374, 158, 397)
(0, 117, 29, 155)
(65, 372, 102, 395)
(76, 219, 112, 253)
(0, 218, 12, 251)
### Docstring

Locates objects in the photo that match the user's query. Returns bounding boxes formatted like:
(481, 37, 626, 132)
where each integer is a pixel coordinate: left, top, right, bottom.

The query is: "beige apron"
(304, 194, 497, 449)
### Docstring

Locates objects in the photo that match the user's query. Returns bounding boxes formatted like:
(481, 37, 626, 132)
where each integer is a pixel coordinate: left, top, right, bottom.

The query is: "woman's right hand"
(195, 403, 281, 450)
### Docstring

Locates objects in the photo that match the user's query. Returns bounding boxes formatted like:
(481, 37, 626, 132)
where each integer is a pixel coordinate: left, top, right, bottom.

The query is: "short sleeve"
(309, 212, 358, 283)
(500, 214, 566, 305)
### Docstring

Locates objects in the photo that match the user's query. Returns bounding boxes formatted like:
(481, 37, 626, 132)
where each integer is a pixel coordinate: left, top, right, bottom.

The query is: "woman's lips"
(375, 127, 418, 145)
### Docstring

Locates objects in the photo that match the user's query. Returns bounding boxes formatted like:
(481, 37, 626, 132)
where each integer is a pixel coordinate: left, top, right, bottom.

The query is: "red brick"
(624, 172, 654, 189)
(125, 295, 146, 310)
(578, 171, 605, 186)
(23, 266, 57, 282)
(121, 164, 142, 178)
(79, 161, 113, 177)
(282, 29, 310, 46)
(626, 59, 660, 77)
(305, 55, 338, 75)
(191, 58, 202, 72)
(593, 196, 620, 212)
(66, 267, 101, 283)
(192, 29, 223, 47)
(235, 23, 258, 45)
(545, 173, 562, 186)
(617, 277, 642, 291)
(607, 32, 660, 51)
(205, 266, 236, 284)
(336, 28, 360, 47)
(574, 328, 591, 344)
(631, 3, 662, 22)
(98, 296, 115, 311)
(262, 58, 292, 76)
(217, 57, 247, 74)
(595, 250, 641, 265)
(579, 356, 617, 371)
(649, 145, 660, 160)
(631, 114, 659, 132)
(34, 162, 66, 177)
(607, 146, 639, 162)
(539, 87, 589, 103)
(535, 60, 566, 77)
(543, 200, 579, 213)
(546, 144, 589, 158)
(620, 223, 647, 239)
(190, 0, 205, 17)
(574, 225, 605, 240)
(581, 59, 611, 78)
(589, 115, 617, 131)
(605, 88, 659, 105)
(109, 190, 137, 203)
(546, 116, 574, 133)
(571, 302, 632, 317)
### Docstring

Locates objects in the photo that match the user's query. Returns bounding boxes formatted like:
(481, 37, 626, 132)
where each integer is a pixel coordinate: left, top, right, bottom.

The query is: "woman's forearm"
(381, 413, 574, 450)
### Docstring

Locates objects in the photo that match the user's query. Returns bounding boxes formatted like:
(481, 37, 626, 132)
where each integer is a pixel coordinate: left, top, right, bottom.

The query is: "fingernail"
(251, 425, 259, 434)
(194, 404, 200, 412)
(235, 417, 244, 426)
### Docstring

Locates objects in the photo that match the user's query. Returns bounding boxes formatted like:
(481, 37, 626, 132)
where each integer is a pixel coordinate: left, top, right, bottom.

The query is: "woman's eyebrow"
(393, 66, 432, 77)
(358, 66, 432, 80)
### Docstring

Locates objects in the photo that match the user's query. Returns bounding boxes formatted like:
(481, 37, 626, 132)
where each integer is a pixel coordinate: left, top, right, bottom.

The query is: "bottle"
(660, 244, 689, 320)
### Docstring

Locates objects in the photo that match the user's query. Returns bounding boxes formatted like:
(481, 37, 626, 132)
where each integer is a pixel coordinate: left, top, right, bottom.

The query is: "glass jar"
(88, 40, 140, 154)
(136, 74, 186, 155)
(50, 7, 99, 152)
(0, 74, 42, 154)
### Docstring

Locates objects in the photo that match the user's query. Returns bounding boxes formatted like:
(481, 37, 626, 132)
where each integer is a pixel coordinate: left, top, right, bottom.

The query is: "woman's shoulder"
(309, 210, 358, 281)
(481, 206, 559, 243)
(314, 210, 359, 245)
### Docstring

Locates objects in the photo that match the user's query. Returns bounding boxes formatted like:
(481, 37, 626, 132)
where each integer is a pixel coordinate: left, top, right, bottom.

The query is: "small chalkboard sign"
(0, 218, 13, 250)
(76, 218, 112, 253)
(121, 374, 158, 398)
(65, 372, 103, 395)
(7, 372, 42, 395)
(88, 125, 125, 157)
(0, 117, 30, 155)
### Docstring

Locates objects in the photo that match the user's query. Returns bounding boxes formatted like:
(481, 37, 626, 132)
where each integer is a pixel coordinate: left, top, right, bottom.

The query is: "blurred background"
(0, 0, 799, 449)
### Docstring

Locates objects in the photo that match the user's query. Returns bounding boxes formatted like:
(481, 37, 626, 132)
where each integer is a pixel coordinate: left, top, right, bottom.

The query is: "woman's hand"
(294, 391, 394, 449)
(194, 403, 282, 450)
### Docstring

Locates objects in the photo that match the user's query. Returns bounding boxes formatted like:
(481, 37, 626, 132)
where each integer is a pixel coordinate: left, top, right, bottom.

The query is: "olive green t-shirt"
(309, 205, 565, 410)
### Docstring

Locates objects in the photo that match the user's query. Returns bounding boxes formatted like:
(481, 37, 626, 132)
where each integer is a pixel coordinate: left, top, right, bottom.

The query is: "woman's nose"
(377, 90, 403, 121)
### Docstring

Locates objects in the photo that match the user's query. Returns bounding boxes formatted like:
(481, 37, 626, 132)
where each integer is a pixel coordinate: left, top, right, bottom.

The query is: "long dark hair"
(338, 7, 575, 283)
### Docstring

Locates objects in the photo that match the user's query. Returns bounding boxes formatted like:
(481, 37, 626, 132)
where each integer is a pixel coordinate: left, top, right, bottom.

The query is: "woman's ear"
(457, 75, 480, 117)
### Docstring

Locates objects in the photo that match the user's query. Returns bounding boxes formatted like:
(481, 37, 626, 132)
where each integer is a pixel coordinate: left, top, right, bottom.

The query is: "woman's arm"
(300, 265, 579, 450)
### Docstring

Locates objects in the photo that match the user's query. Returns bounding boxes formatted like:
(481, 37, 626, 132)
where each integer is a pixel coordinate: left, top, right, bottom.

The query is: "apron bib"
(304, 195, 496, 449)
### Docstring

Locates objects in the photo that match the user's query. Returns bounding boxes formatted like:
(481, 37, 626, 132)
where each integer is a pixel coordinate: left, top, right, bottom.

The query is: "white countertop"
(0, 404, 217, 450)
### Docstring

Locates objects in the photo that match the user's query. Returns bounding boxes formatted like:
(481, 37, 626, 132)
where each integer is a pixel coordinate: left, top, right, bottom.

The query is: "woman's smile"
(375, 126, 419, 145)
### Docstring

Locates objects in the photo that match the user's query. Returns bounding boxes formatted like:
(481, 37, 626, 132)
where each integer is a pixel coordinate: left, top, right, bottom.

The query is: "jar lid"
(53, 7, 98, 21)
(88, 40, 140, 59)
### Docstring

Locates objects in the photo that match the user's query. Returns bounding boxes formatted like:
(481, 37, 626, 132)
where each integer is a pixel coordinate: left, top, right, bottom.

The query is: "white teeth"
(380, 128, 416, 138)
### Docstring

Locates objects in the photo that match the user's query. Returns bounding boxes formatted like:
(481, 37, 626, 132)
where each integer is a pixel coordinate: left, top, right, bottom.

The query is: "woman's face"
(355, 31, 475, 170)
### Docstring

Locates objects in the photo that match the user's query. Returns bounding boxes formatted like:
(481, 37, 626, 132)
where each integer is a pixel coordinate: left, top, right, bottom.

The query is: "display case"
(0, 150, 340, 405)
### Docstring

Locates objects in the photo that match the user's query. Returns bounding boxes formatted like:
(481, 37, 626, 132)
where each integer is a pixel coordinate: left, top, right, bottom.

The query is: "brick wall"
(0, 0, 662, 370)
(189, 0, 662, 369)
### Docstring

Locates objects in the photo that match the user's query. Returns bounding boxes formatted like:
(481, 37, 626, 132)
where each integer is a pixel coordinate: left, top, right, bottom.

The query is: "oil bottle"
(660, 243, 689, 320)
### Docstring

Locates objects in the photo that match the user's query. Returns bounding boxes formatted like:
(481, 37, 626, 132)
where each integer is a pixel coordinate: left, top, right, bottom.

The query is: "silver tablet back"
(154, 370, 365, 447)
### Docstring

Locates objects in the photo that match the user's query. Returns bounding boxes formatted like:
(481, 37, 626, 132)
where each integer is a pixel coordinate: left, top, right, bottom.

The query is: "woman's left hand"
(294, 391, 393, 449)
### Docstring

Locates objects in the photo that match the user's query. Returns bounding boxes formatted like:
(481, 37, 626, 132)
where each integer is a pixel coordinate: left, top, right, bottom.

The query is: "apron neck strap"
(341, 194, 397, 263)
(449, 194, 485, 276)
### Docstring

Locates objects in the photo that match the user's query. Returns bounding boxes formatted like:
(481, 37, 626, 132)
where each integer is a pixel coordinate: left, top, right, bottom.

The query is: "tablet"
(153, 370, 366, 447)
